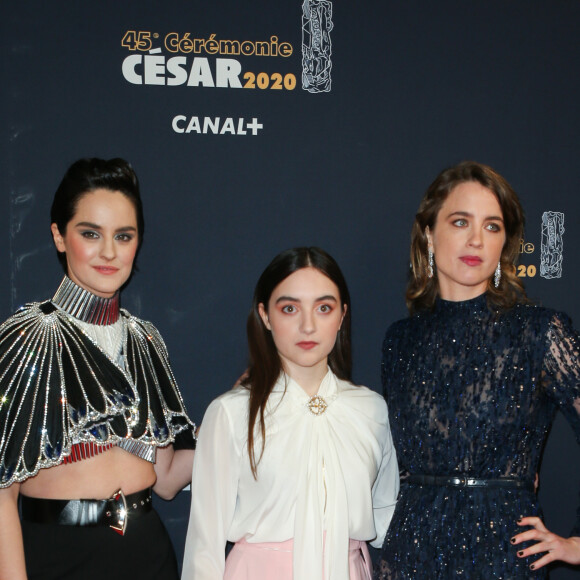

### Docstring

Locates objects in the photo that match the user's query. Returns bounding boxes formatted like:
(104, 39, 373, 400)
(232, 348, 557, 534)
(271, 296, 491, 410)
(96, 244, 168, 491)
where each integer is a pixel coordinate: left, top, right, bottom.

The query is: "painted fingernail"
(510, 537, 516, 544)
(518, 551, 524, 557)
(530, 564, 535, 570)
(517, 517, 523, 523)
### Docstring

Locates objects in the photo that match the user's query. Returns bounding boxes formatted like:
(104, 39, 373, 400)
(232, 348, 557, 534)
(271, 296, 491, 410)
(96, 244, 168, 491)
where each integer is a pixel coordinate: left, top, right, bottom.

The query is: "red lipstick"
(296, 341, 318, 350)
(93, 266, 119, 274)
(459, 256, 483, 266)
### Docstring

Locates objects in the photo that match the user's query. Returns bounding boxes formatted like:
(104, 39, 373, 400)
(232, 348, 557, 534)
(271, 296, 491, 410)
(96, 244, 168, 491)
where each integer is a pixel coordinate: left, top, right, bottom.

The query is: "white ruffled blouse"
(182, 369, 399, 580)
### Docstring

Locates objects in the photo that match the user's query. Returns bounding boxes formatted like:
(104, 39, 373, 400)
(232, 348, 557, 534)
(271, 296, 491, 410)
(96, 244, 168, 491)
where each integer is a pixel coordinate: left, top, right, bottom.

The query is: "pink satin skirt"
(224, 537, 372, 579)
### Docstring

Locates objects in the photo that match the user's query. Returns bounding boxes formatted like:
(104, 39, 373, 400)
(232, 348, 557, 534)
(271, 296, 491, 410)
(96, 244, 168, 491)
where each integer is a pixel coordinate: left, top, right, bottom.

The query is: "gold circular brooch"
(307, 395, 328, 416)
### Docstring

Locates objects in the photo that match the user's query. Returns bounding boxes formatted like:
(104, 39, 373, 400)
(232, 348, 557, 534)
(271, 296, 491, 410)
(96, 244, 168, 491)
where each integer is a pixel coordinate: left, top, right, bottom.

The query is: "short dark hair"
(407, 160, 527, 313)
(50, 157, 144, 272)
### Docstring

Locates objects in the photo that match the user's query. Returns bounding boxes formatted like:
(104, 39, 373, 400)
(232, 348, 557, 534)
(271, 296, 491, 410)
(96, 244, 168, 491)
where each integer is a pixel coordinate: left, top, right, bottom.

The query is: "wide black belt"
(21, 487, 152, 536)
(406, 474, 534, 491)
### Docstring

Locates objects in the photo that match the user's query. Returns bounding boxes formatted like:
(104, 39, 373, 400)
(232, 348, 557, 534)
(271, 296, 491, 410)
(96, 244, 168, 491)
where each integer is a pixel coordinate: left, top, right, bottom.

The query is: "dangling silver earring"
(428, 248, 434, 278)
(494, 262, 501, 288)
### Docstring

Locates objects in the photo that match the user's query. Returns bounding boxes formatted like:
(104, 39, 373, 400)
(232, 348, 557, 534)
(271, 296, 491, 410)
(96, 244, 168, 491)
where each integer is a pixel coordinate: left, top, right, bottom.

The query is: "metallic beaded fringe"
(53, 277, 120, 325)
(118, 439, 156, 462)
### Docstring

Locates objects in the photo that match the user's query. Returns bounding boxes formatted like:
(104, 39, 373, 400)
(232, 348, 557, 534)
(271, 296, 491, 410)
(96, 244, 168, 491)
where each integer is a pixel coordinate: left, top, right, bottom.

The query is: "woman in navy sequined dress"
(375, 161, 580, 579)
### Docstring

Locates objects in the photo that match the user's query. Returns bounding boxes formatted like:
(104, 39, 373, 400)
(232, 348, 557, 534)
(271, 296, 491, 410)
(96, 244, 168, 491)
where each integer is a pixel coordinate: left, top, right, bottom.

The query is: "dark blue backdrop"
(2, 2, 579, 577)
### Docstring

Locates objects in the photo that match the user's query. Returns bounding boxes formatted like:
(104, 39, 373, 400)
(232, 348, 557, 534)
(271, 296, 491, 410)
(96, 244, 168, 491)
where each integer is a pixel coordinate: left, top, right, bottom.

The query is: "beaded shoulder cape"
(0, 277, 194, 487)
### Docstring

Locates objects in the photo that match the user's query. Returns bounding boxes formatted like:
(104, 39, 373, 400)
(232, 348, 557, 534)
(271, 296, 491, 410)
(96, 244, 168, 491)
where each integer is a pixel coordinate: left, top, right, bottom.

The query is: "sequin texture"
(0, 277, 195, 487)
(375, 294, 580, 579)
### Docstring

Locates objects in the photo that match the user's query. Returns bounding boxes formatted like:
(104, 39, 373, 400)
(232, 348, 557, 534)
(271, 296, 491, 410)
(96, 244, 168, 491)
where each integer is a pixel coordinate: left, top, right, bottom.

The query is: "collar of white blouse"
(273, 370, 350, 580)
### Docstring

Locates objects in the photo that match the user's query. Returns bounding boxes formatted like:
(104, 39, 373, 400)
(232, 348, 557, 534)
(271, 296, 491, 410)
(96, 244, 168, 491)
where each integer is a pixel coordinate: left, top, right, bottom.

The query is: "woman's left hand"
(511, 516, 580, 570)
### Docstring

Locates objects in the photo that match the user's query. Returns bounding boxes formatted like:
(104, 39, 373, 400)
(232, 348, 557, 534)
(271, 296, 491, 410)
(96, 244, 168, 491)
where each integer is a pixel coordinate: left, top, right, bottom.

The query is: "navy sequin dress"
(375, 294, 580, 579)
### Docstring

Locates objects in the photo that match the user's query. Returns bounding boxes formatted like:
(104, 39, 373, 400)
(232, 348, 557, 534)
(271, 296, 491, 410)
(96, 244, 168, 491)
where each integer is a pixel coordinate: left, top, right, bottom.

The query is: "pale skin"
(511, 517, 580, 570)
(426, 181, 506, 302)
(429, 181, 580, 570)
(0, 189, 194, 580)
(258, 267, 346, 397)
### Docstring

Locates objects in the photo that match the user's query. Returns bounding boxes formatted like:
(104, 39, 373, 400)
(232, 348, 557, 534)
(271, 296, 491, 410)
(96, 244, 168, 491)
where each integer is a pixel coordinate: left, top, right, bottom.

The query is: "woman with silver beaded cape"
(374, 161, 580, 579)
(0, 158, 196, 580)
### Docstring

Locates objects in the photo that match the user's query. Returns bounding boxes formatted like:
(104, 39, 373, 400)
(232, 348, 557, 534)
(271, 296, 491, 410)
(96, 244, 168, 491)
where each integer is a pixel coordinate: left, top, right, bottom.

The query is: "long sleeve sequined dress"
(375, 293, 580, 579)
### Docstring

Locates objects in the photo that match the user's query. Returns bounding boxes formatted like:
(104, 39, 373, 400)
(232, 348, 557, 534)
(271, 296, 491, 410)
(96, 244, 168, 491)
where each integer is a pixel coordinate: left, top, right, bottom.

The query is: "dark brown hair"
(51, 157, 144, 273)
(407, 161, 527, 314)
(242, 247, 351, 477)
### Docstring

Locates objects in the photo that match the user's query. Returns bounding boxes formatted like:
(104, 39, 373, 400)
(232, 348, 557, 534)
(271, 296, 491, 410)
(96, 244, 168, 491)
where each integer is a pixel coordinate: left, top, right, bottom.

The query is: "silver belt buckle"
(108, 489, 128, 536)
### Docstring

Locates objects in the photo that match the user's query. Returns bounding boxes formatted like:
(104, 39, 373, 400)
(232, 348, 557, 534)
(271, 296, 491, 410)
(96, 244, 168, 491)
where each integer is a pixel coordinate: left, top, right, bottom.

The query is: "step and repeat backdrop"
(2, 1, 579, 576)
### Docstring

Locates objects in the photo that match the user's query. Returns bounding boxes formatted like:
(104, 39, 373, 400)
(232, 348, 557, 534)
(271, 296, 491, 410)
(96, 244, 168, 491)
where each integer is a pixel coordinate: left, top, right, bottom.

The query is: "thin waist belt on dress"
(20, 487, 152, 536)
(406, 474, 534, 490)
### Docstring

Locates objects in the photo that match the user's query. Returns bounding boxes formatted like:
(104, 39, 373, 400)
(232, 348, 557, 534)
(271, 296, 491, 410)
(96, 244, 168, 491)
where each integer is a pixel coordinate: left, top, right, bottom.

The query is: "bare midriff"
(20, 446, 156, 499)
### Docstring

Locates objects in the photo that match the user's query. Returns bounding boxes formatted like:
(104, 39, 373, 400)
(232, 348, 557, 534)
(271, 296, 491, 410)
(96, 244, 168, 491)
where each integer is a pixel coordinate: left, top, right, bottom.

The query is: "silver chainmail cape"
(0, 277, 195, 487)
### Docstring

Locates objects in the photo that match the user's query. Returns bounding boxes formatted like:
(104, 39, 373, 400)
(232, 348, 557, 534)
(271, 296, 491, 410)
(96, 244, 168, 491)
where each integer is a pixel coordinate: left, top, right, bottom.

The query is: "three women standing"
(6, 156, 579, 580)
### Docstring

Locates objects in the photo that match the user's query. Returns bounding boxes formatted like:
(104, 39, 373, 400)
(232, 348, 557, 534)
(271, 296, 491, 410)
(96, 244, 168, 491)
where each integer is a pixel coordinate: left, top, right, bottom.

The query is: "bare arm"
(0, 483, 27, 580)
(153, 445, 195, 500)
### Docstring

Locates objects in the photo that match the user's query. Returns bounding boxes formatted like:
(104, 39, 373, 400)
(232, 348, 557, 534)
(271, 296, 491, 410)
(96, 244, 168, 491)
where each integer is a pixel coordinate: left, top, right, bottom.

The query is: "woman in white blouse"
(182, 247, 399, 580)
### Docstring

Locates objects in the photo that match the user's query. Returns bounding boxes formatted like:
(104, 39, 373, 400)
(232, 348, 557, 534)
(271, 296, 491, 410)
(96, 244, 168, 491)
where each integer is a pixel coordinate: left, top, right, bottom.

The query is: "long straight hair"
(242, 247, 352, 478)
